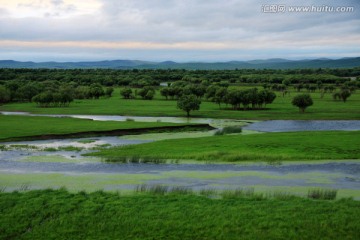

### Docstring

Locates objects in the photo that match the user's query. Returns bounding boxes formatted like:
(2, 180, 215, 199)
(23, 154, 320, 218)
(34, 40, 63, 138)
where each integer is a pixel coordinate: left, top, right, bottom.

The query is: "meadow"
(1, 88, 359, 120)
(89, 131, 360, 162)
(0, 189, 359, 240)
(0, 115, 193, 141)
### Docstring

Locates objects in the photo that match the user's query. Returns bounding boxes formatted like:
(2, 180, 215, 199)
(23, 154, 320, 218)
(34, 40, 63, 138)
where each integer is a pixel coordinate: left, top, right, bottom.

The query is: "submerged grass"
(90, 131, 360, 162)
(1, 189, 359, 239)
(214, 126, 242, 135)
(308, 188, 338, 200)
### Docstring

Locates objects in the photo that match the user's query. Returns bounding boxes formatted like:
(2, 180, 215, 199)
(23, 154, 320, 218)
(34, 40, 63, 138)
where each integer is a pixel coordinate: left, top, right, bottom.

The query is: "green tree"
(105, 87, 114, 97)
(177, 94, 201, 117)
(292, 94, 313, 113)
(120, 88, 133, 99)
(89, 83, 104, 99)
(0, 86, 11, 104)
(339, 89, 351, 102)
(160, 88, 169, 100)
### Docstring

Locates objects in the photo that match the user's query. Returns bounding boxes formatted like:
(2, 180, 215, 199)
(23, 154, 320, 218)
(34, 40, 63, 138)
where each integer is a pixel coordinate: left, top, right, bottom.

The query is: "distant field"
(90, 131, 360, 162)
(0, 190, 359, 240)
(1, 88, 359, 120)
(0, 115, 190, 141)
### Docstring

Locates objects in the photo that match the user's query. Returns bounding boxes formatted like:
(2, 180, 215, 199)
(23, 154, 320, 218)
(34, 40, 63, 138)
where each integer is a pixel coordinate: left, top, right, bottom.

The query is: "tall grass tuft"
(221, 188, 258, 199)
(105, 156, 166, 164)
(214, 126, 242, 136)
(19, 183, 30, 192)
(308, 189, 337, 200)
(199, 188, 218, 197)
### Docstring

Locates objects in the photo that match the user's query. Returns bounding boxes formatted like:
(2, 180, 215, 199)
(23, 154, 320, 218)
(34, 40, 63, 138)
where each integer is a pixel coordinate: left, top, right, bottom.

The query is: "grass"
(89, 131, 360, 162)
(0, 189, 359, 239)
(1, 88, 359, 120)
(0, 115, 197, 141)
(214, 125, 242, 135)
(308, 188, 338, 200)
(77, 139, 97, 144)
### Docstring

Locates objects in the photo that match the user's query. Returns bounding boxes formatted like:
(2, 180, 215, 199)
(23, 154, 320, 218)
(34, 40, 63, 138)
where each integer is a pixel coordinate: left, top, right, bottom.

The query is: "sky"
(0, 0, 359, 62)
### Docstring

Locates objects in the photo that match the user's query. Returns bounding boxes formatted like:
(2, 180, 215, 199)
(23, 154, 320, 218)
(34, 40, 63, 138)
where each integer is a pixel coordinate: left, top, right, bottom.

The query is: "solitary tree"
(339, 89, 351, 102)
(177, 94, 201, 117)
(292, 94, 313, 113)
(120, 88, 133, 99)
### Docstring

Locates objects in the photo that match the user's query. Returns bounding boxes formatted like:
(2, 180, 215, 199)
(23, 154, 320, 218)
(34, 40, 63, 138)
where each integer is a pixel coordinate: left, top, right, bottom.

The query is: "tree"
(339, 89, 351, 102)
(0, 86, 11, 104)
(160, 88, 169, 100)
(137, 87, 155, 100)
(259, 89, 276, 108)
(89, 83, 104, 99)
(177, 94, 201, 117)
(120, 88, 133, 99)
(333, 89, 351, 102)
(292, 94, 313, 113)
(105, 87, 114, 97)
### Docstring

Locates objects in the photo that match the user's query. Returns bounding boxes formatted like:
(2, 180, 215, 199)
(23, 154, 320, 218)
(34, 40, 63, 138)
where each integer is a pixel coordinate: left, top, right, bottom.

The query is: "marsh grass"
(308, 189, 338, 200)
(58, 146, 84, 152)
(92, 131, 360, 162)
(134, 185, 308, 200)
(43, 146, 84, 152)
(77, 139, 97, 144)
(1, 189, 359, 240)
(199, 188, 218, 197)
(220, 188, 264, 199)
(9, 144, 39, 150)
(104, 156, 166, 164)
(19, 183, 31, 192)
(214, 126, 242, 135)
(135, 184, 168, 195)
(43, 147, 57, 152)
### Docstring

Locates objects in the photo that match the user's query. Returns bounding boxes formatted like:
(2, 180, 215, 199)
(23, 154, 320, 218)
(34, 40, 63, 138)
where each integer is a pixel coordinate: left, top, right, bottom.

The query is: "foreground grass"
(0, 189, 359, 240)
(90, 131, 360, 162)
(1, 88, 359, 120)
(0, 115, 192, 141)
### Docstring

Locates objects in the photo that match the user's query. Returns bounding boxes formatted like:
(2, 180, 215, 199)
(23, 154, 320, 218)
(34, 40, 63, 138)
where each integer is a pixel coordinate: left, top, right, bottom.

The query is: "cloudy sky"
(0, 0, 359, 62)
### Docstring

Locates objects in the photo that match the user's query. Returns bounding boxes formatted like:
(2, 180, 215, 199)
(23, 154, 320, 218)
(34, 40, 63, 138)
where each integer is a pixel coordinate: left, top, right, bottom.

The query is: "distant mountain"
(0, 57, 359, 69)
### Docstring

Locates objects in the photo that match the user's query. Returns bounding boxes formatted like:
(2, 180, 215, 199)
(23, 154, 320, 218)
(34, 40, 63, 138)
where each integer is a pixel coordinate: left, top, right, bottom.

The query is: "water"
(243, 120, 360, 132)
(1, 111, 360, 197)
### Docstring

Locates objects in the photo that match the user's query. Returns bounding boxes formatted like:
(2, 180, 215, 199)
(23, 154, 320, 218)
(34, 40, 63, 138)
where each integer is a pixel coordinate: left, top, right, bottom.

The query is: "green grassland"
(0, 115, 190, 141)
(1, 88, 359, 120)
(90, 131, 360, 162)
(0, 189, 359, 240)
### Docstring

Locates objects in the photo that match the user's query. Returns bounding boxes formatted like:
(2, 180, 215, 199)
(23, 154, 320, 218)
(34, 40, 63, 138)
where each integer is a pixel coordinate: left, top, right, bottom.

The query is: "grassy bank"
(0, 189, 359, 240)
(0, 115, 198, 141)
(90, 131, 360, 162)
(1, 88, 359, 120)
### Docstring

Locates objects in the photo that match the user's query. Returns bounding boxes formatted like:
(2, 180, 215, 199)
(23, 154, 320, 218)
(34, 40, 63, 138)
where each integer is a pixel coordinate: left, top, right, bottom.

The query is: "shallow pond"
(0, 160, 359, 199)
(243, 120, 360, 132)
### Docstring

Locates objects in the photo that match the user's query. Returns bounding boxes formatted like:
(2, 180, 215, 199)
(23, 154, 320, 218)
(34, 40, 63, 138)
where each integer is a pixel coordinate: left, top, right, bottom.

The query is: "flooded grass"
(77, 139, 97, 144)
(104, 156, 167, 164)
(308, 188, 338, 200)
(214, 126, 242, 135)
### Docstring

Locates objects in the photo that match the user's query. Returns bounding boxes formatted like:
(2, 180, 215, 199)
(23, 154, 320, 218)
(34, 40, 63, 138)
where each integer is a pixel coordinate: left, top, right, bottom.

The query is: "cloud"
(0, 0, 359, 61)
